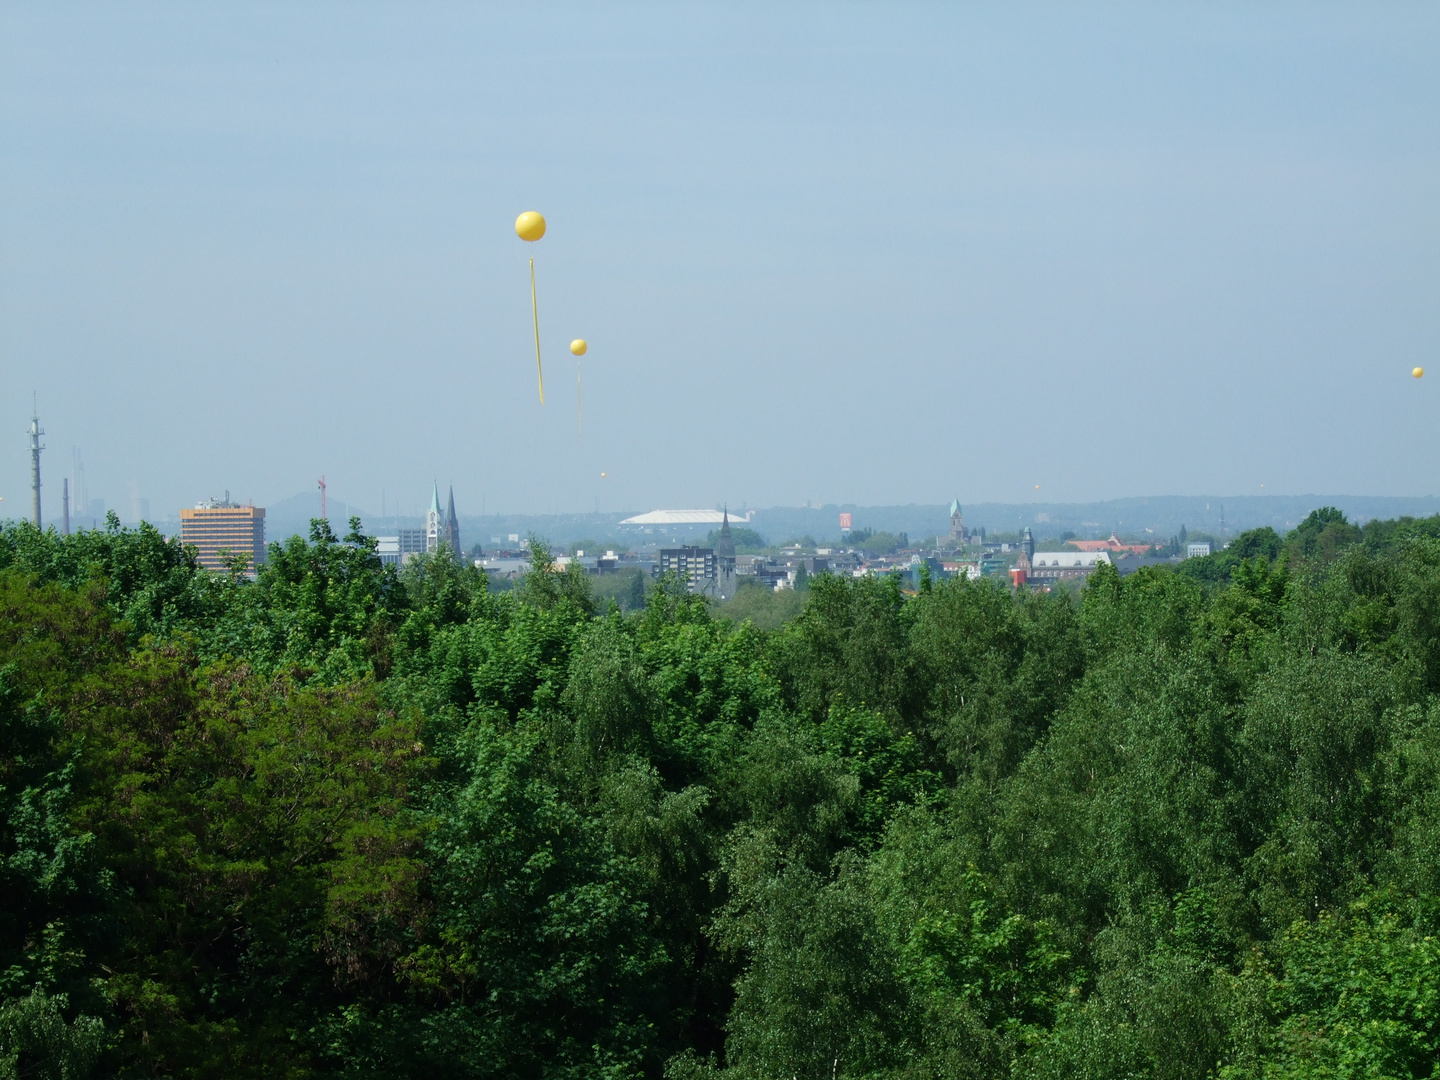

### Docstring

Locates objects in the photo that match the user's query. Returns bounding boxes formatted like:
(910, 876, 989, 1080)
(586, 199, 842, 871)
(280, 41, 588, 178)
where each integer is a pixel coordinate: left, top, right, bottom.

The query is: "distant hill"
(263, 490, 371, 543)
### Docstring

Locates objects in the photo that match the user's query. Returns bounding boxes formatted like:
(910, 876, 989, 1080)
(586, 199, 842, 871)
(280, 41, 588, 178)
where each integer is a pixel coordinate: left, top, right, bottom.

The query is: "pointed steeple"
(444, 485, 461, 556)
(425, 482, 442, 553)
(717, 506, 736, 561)
(716, 506, 736, 594)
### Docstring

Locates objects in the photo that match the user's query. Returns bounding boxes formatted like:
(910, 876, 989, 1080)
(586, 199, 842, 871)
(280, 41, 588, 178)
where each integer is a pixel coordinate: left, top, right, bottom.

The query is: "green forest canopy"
(3, 508, 1440, 1078)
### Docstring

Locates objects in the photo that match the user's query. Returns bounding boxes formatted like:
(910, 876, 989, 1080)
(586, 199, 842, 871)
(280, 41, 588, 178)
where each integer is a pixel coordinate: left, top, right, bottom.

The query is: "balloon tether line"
(530, 257, 544, 404)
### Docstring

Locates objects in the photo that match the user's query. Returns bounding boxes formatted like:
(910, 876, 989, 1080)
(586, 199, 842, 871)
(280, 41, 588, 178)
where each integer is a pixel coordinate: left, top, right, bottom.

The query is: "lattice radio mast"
(28, 404, 44, 528)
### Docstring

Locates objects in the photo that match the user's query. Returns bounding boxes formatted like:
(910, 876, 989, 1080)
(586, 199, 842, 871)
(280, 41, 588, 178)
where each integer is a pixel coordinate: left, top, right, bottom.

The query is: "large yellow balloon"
(570, 339, 587, 356)
(1414, 367, 1425, 379)
(515, 211, 546, 241)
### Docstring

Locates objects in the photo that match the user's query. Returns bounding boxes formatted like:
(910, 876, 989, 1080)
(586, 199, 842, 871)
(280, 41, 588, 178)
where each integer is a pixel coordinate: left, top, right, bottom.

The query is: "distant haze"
(2, 4, 1438, 521)
(235, 493, 1440, 553)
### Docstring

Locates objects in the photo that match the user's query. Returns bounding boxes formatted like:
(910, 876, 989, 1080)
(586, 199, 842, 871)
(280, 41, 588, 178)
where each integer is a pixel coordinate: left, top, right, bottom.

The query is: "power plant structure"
(28, 409, 44, 528)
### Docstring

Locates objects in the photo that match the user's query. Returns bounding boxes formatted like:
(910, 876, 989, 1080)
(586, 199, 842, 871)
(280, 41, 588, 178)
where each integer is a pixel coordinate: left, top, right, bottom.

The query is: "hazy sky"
(2, 3, 1438, 521)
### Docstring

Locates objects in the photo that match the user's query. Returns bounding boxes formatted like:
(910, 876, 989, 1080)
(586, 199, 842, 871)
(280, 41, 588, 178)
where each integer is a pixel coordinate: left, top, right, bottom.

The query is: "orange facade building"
(179, 500, 266, 573)
(1068, 533, 1155, 555)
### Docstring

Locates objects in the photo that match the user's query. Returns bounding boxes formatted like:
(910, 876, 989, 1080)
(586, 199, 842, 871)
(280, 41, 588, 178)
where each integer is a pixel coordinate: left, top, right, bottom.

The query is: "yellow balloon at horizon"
(515, 211, 547, 402)
(1415, 367, 1425, 378)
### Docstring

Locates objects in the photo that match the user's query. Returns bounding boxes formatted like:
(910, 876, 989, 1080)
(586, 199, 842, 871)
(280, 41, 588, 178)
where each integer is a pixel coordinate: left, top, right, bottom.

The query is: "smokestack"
(62, 478, 70, 535)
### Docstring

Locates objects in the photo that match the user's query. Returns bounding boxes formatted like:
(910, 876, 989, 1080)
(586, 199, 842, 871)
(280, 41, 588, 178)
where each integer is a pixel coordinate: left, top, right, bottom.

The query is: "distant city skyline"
(15, 479, 1436, 563)
(3, 5, 1438, 515)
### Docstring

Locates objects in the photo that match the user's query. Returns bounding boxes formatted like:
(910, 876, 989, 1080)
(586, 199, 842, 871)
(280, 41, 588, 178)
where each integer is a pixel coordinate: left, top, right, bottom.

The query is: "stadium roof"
(619, 509, 752, 526)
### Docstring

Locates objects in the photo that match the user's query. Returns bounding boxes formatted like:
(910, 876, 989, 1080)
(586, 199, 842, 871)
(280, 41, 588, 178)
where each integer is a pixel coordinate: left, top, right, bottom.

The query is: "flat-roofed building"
(376, 529, 428, 567)
(1026, 549, 1111, 584)
(180, 497, 265, 574)
(621, 508, 753, 528)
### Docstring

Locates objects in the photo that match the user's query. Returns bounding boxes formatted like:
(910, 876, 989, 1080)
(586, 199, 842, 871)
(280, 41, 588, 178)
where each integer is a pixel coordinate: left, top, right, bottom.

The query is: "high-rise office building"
(179, 497, 266, 574)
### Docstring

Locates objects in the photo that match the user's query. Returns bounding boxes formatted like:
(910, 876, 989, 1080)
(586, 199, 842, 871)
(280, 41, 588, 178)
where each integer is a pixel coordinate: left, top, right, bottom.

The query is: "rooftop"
(619, 509, 753, 526)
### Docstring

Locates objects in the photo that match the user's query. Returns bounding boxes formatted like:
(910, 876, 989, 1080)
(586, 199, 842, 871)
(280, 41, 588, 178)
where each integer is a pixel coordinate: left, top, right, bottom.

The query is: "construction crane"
(318, 475, 327, 521)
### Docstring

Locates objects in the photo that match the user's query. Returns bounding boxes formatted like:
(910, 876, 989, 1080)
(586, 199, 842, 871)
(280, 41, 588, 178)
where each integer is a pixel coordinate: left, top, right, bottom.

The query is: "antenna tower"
(318, 475, 327, 520)
(27, 406, 44, 528)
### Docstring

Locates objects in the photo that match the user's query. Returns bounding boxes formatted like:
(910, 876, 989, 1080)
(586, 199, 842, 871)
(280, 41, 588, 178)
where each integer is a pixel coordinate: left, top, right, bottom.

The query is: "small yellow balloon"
(570, 339, 588, 356)
(1414, 367, 1425, 379)
(600, 472, 607, 478)
(515, 211, 546, 242)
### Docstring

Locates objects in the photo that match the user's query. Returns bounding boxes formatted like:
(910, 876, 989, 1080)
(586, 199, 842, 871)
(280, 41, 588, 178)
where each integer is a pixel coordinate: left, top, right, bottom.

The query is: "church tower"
(425, 483, 442, 553)
(716, 507, 737, 600)
(717, 508, 736, 566)
(948, 499, 967, 545)
(444, 486, 461, 556)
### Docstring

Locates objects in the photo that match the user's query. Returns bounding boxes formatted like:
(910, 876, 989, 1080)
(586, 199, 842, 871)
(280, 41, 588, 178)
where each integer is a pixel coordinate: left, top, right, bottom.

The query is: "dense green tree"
(0, 516, 231, 641)
(713, 579, 803, 631)
(2, 511, 1440, 1077)
(0, 574, 118, 1076)
(78, 651, 426, 1075)
(702, 527, 767, 554)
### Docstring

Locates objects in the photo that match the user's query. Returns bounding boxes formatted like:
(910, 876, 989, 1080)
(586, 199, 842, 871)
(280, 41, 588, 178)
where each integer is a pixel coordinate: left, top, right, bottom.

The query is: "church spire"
(716, 506, 736, 595)
(717, 506, 736, 561)
(445, 485, 461, 556)
(425, 482, 442, 553)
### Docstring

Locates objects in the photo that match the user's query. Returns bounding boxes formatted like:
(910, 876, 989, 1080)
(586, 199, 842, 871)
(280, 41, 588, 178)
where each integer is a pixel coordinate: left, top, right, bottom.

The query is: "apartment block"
(656, 546, 717, 594)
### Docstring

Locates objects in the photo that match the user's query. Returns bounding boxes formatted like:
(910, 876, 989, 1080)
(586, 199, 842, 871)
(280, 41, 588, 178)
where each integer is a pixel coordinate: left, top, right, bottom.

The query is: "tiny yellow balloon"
(570, 339, 588, 356)
(1414, 367, 1425, 379)
(515, 211, 546, 242)
(600, 472, 607, 478)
